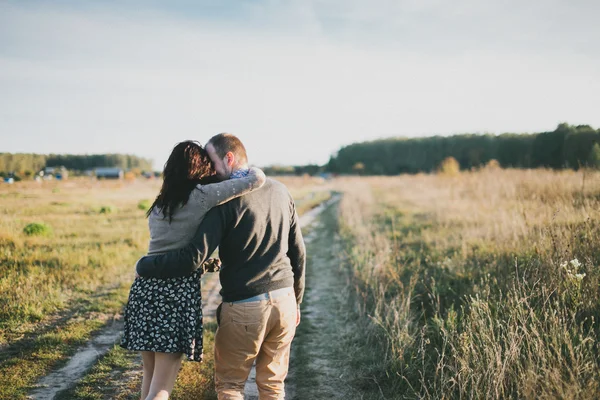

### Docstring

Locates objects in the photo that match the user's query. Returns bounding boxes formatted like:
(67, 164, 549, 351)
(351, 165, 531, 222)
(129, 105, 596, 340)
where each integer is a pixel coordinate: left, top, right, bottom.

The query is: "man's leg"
(255, 292, 297, 400)
(214, 301, 270, 400)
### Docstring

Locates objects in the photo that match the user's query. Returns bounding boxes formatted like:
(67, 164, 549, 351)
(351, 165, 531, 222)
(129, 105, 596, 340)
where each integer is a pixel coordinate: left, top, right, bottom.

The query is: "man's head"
(206, 133, 248, 180)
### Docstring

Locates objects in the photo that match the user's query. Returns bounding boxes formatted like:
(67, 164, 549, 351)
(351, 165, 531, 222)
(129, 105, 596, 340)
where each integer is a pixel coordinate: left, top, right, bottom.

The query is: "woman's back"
(147, 170, 265, 254)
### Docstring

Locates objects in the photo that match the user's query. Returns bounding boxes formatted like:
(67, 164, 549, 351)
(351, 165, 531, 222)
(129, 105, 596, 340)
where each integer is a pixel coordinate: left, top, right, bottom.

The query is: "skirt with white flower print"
(120, 269, 204, 362)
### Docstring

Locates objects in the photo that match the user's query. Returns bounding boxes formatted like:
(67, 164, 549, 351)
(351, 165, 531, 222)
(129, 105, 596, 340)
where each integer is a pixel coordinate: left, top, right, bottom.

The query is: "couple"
(121, 133, 306, 400)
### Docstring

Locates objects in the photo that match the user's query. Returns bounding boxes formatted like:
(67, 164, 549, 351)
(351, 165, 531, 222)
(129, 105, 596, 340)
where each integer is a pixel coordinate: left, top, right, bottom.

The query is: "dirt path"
(28, 317, 124, 400)
(287, 197, 364, 399)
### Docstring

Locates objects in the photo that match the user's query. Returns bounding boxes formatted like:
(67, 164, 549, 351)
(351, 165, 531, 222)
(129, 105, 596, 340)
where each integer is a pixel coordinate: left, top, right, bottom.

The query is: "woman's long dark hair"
(147, 141, 219, 221)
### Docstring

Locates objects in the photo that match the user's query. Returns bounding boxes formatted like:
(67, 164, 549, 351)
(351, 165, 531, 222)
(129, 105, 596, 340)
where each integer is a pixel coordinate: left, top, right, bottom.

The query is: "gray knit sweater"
(137, 178, 306, 304)
(147, 167, 266, 254)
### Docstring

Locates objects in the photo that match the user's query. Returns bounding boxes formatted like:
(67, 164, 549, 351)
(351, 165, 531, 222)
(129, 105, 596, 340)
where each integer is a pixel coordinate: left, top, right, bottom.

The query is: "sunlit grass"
(0, 180, 155, 339)
(0, 288, 128, 400)
(0, 177, 330, 399)
(337, 169, 600, 399)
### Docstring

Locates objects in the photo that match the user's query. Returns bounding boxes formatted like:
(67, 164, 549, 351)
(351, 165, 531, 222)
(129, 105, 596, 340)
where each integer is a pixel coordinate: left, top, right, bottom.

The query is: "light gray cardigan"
(147, 168, 266, 254)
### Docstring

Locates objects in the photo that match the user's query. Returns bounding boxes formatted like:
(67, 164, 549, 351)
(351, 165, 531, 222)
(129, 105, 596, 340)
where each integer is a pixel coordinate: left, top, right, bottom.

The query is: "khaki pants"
(215, 288, 297, 400)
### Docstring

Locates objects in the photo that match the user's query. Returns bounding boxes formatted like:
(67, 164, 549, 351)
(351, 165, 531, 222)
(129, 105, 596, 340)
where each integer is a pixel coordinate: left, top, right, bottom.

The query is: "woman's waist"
(147, 238, 193, 255)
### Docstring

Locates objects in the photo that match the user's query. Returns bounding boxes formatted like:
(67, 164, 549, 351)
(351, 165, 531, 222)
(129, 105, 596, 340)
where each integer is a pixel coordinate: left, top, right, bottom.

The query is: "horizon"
(2, 121, 596, 170)
(1, 1, 599, 169)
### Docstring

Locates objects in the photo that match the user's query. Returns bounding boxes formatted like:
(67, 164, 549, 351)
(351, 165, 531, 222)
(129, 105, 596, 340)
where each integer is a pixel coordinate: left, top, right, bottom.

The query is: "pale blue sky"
(1, 0, 599, 168)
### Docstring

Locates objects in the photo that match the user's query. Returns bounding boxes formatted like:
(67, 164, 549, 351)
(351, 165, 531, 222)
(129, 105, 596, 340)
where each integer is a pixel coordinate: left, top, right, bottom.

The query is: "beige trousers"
(214, 288, 297, 400)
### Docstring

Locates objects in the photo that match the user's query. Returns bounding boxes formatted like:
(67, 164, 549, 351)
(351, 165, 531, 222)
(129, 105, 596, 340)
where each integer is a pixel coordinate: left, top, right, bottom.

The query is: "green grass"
(98, 205, 115, 214)
(23, 222, 53, 236)
(0, 285, 130, 399)
(137, 199, 151, 211)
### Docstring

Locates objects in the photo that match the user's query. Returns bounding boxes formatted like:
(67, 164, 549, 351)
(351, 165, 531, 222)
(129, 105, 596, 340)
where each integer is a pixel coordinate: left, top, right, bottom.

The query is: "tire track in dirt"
(28, 318, 124, 400)
(287, 197, 364, 399)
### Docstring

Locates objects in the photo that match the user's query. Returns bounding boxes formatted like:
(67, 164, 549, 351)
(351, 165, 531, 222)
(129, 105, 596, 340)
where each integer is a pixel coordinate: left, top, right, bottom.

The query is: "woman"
(121, 140, 265, 400)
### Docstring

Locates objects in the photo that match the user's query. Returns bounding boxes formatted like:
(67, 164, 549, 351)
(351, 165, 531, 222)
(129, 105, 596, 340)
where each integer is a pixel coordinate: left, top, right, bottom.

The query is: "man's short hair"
(208, 133, 248, 165)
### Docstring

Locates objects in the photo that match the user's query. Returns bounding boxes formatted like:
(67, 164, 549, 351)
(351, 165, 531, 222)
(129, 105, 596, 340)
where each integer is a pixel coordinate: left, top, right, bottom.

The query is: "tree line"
(262, 164, 322, 176)
(0, 153, 153, 176)
(4, 123, 599, 178)
(327, 123, 600, 174)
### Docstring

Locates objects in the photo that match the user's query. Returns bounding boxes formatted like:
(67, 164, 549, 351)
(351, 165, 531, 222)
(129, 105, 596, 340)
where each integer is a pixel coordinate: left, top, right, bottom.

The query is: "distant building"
(41, 166, 69, 180)
(95, 167, 124, 179)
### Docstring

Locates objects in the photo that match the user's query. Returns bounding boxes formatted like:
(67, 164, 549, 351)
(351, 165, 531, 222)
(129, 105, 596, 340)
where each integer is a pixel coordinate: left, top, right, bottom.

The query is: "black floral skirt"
(120, 269, 204, 362)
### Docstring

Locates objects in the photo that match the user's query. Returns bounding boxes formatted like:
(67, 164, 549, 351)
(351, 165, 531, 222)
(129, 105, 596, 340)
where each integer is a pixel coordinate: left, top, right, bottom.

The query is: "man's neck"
(230, 165, 249, 179)
(232, 165, 249, 173)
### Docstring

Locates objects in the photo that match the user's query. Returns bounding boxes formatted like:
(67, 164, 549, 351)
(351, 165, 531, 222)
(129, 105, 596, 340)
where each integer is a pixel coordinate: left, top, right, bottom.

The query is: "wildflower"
(569, 259, 581, 270)
(574, 273, 586, 281)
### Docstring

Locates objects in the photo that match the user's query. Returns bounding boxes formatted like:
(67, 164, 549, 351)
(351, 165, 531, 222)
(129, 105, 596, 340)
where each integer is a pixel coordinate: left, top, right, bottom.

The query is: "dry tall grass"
(338, 169, 600, 399)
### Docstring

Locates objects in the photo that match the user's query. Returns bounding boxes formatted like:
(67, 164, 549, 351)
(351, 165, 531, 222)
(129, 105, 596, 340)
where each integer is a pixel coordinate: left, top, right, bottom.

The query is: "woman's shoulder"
(190, 184, 213, 198)
(178, 186, 212, 210)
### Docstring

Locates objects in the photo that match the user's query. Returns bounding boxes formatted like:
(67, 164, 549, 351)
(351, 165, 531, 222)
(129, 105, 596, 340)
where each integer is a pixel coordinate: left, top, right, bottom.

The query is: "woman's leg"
(141, 351, 156, 400)
(145, 352, 183, 400)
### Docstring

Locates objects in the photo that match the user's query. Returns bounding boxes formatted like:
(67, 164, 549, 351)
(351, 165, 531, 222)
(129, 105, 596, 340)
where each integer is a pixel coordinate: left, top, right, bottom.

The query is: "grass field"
(337, 169, 600, 399)
(2, 169, 599, 399)
(0, 176, 331, 399)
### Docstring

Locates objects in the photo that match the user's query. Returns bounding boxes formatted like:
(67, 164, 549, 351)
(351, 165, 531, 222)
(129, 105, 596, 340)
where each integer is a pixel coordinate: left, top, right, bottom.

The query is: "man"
(137, 133, 306, 400)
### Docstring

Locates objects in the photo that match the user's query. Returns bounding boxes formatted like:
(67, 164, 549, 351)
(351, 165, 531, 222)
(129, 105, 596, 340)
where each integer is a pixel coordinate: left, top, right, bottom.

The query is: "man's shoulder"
(263, 178, 293, 198)
(265, 177, 289, 190)
(231, 178, 291, 205)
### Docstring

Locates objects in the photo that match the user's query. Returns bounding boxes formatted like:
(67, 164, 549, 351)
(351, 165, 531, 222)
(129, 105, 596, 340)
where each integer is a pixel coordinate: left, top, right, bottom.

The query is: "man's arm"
(136, 206, 226, 279)
(287, 199, 306, 304)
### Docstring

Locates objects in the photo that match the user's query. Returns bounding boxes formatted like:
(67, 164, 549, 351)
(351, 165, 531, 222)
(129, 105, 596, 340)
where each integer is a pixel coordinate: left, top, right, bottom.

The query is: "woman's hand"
(248, 167, 267, 186)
